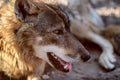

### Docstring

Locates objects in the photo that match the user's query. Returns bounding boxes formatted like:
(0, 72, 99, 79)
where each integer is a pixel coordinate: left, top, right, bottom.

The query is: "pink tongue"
(58, 59, 72, 71)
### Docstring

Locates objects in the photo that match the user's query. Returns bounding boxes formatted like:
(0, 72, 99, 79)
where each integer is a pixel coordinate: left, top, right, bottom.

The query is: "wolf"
(0, 0, 90, 80)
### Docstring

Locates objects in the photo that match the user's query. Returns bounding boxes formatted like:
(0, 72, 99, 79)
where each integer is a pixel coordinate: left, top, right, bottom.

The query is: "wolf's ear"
(56, 6, 70, 32)
(14, 0, 40, 22)
(46, 5, 70, 31)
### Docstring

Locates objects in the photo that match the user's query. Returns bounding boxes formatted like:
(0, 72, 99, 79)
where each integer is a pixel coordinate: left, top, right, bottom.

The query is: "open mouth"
(47, 52, 72, 72)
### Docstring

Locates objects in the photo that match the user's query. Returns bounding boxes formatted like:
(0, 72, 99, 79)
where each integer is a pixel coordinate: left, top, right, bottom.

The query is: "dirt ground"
(0, 0, 120, 80)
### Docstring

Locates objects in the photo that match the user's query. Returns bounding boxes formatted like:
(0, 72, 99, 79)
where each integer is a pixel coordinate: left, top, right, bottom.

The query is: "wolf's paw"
(99, 53, 116, 70)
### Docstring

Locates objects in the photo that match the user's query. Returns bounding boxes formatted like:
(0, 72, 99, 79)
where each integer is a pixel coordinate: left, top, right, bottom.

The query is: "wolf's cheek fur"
(33, 44, 74, 65)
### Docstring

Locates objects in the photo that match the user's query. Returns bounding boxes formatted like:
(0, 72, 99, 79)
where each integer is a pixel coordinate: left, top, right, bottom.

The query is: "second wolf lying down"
(0, 0, 90, 80)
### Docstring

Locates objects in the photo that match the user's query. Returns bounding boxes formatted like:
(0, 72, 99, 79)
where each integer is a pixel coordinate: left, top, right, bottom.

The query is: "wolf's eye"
(53, 30, 63, 35)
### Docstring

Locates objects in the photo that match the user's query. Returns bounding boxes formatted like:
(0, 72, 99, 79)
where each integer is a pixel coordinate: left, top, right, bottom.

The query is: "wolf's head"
(15, 0, 90, 72)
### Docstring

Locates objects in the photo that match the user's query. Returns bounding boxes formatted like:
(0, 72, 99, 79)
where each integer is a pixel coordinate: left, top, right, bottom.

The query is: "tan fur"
(0, 0, 36, 78)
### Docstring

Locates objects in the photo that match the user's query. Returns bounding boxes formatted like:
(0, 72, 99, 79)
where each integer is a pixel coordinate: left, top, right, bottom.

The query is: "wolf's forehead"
(34, 22, 64, 33)
(38, 9, 62, 22)
(33, 9, 64, 30)
(34, 19, 65, 33)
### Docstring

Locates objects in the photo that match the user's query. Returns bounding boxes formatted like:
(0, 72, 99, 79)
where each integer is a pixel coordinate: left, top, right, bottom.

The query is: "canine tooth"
(64, 65, 68, 69)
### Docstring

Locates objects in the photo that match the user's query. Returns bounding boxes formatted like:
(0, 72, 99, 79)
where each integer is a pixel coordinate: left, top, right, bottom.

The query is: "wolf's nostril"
(81, 54, 91, 62)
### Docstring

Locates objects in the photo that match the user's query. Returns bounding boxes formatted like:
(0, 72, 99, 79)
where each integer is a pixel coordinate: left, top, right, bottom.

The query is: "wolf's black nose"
(81, 54, 91, 62)
(78, 44, 91, 62)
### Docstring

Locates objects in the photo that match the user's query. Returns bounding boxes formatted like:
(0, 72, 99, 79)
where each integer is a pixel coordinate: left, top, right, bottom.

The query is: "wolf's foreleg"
(88, 32, 116, 70)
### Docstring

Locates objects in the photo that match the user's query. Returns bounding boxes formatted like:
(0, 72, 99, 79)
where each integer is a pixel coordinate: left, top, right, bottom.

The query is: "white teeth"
(51, 53, 58, 59)
(64, 65, 68, 69)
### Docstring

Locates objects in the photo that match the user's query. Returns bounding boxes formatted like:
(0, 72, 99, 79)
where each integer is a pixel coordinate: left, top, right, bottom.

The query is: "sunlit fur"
(0, 0, 33, 78)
